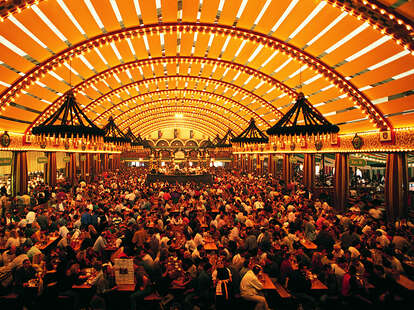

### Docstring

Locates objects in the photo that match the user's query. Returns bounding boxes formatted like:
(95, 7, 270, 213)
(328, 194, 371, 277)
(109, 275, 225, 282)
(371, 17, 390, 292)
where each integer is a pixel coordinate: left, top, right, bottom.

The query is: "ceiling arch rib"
(29, 87, 270, 135)
(102, 90, 262, 126)
(139, 122, 219, 140)
(119, 105, 244, 134)
(116, 99, 249, 130)
(0, 0, 411, 56)
(88, 75, 278, 122)
(2, 22, 392, 132)
(129, 113, 232, 137)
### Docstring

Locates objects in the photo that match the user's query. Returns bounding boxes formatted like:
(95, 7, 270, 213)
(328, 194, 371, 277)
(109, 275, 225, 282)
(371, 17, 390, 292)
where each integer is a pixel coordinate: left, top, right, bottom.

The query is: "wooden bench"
(273, 282, 291, 298)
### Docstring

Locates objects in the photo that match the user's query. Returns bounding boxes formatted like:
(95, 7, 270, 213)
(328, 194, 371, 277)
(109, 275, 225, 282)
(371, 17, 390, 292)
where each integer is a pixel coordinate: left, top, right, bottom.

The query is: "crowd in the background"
(0, 167, 413, 310)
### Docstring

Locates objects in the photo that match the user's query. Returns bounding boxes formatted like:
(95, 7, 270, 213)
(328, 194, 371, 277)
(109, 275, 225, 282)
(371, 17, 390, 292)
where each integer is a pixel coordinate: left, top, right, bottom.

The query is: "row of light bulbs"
(0, 22, 391, 132)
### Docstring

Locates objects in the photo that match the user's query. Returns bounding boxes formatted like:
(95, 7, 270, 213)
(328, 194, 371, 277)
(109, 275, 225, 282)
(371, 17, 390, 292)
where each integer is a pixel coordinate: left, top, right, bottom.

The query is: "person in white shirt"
(240, 265, 270, 310)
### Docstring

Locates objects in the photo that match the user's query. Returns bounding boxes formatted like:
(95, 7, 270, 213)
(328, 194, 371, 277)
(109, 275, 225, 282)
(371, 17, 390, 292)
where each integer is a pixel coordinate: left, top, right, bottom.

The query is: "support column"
(303, 154, 315, 189)
(385, 152, 408, 222)
(80, 154, 87, 180)
(11, 151, 28, 196)
(65, 152, 77, 185)
(282, 154, 292, 187)
(44, 152, 57, 187)
(334, 153, 349, 212)
(102, 153, 108, 171)
(268, 154, 273, 176)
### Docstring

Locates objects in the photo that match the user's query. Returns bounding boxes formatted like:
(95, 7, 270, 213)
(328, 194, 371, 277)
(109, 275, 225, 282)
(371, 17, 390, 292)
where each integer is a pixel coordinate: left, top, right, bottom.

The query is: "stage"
(146, 173, 213, 184)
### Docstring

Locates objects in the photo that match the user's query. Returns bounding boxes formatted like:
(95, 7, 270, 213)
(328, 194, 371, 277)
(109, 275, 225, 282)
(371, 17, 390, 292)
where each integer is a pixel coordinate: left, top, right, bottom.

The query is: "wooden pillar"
(65, 152, 77, 185)
(334, 153, 349, 212)
(282, 154, 292, 187)
(268, 154, 273, 176)
(102, 153, 108, 171)
(11, 151, 28, 196)
(303, 153, 315, 189)
(44, 152, 57, 187)
(385, 152, 408, 222)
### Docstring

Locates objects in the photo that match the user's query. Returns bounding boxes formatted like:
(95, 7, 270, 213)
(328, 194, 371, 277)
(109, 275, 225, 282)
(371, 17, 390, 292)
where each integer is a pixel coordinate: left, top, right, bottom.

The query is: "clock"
(0, 131, 11, 147)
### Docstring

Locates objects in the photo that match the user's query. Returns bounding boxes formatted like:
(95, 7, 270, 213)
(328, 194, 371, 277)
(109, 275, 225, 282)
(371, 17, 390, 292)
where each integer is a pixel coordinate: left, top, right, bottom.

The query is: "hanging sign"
(37, 157, 48, 164)
(63, 156, 70, 162)
(0, 158, 11, 166)
(349, 158, 366, 167)
(80, 155, 86, 161)
(93, 155, 98, 160)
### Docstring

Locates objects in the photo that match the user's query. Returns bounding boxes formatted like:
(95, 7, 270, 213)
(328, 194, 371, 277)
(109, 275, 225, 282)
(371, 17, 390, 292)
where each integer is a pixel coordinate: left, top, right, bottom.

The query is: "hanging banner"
(37, 157, 48, 164)
(80, 155, 86, 161)
(0, 157, 11, 166)
(63, 156, 70, 162)
(93, 155, 98, 160)
(349, 158, 367, 167)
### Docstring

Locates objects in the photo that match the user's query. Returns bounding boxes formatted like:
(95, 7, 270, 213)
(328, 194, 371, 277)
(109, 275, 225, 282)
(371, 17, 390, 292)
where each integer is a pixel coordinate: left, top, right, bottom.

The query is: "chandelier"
(232, 118, 269, 145)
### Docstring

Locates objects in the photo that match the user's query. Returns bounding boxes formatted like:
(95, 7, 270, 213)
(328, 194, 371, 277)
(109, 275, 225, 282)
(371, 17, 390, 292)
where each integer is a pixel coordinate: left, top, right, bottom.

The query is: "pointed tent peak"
(216, 129, 234, 148)
(201, 138, 215, 149)
(232, 118, 269, 144)
(266, 93, 339, 136)
(103, 116, 130, 144)
(125, 127, 143, 147)
(32, 91, 104, 138)
(213, 134, 221, 145)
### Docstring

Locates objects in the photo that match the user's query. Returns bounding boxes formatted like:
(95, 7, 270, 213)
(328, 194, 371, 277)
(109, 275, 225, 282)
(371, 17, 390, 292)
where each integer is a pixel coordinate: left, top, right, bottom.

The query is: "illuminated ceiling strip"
(132, 116, 230, 136)
(177, 0, 183, 22)
(31, 5, 70, 46)
(345, 35, 391, 62)
(120, 105, 243, 131)
(218, 35, 231, 59)
(0, 81, 11, 87)
(272, 58, 292, 75)
(232, 40, 247, 61)
(367, 50, 410, 71)
(94, 47, 109, 67)
(215, 0, 225, 23)
(252, 0, 272, 29)
(303, 74, 322, 85)
(258, 50, 279, 70)
(84, 0, 106, 32)
(142, 35, 151, 57)
(392, 68, 414, 80)
(196, 0, 203, 23)
(233, 0, 248, 27)
(286, 1, 326, 42)
(246, 44, 264, 64)
(133, 0, 143, 25)
(204, 33, 215, 57)
(303, 12, 348, 49)
(323, 22, 369, 55)
(126, 38, 137, 59)
(269, 0, 299, 35)
(79, 55, 96, 72)
(110, 42, 124, 62)
(8, 16, 51, 52)
(288, 65, 308, 79)
(138, 121, 220, 138)
(57, 0, 87, 38)
(0, 34, 29, 57)
(110, 0, 124, 28)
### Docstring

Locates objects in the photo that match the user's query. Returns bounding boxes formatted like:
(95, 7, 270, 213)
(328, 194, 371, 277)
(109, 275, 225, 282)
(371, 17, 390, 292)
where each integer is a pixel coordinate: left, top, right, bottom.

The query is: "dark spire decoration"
(216, 129, 235, 148)
(232, 118, 269, 144)
(266, 93, 339, 136)
(102, 116, 130, 145)
(125, 127, 144, 147)
(200, 138, 215, 149)
(32, 91, 104, 139)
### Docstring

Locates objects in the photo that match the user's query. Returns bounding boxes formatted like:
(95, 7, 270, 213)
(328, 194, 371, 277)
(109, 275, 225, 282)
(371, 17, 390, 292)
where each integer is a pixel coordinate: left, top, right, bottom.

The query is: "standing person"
(240, 265, 270, 310)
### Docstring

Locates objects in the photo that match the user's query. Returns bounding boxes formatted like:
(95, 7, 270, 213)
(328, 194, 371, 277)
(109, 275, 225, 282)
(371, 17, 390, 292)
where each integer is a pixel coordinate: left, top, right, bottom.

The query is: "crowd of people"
(0, 166, 413, 310)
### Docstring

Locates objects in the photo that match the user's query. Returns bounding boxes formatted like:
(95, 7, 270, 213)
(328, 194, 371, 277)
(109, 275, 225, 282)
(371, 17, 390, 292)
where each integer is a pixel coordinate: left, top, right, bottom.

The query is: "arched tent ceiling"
(0, 0, 413, 140)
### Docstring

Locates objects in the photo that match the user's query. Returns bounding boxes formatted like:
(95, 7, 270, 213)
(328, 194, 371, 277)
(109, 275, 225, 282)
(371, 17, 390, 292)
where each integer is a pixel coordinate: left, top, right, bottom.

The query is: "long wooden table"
(396, 274, 414, 290)
(300, 239, 318, 250)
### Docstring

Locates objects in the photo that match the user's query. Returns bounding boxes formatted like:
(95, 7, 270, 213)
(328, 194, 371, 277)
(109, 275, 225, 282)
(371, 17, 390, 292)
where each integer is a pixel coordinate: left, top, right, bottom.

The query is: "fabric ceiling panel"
(161, 0, 178, 23)
(274, 1, 316, 41)
(40, 1, 85, 43)
(255, 0, 293, 35)
(350, 55, 413, 87)
(364, 75, 414, 99)
(164, 33, 178, 57)
(387, 114, 414, 128)
(0, 66, 20, 86)
(139, 0, 158, 24)
(0, 45, 34, 75)
(14, 94, 48, 112)
(0, 118, 29, 132)
(304, 13, 358, 56)
(0, 21, 49, 64)
(199, 0, 220, 23)
(4, 106, 38, 121)
(394, 1, 414, 20)
(64, 0, 102, 37)
(338, 40, 403, 78)
(116, 0, 141, 28)
(376, 96, 414, 115)
(338, 120, 372, 133)
(218, 0, 242, 26)
(237, 0, 267, 29)
(322, 27, 380, 66)
(182, 0, 199, 22)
